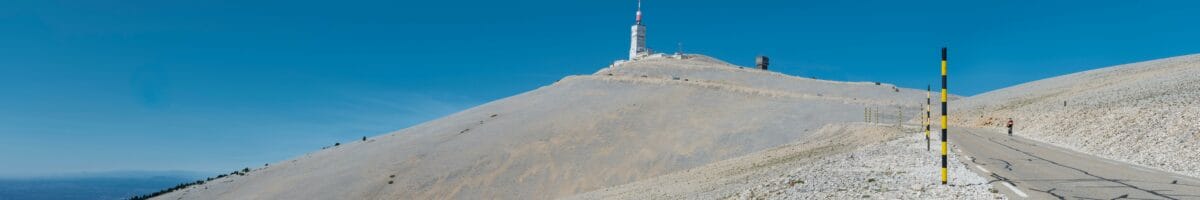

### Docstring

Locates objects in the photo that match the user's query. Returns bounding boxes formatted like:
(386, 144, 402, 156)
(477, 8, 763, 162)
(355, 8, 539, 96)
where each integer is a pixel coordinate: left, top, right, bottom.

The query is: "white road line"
(1001, 182, 1029, 198)
(975, 165, 991, 173)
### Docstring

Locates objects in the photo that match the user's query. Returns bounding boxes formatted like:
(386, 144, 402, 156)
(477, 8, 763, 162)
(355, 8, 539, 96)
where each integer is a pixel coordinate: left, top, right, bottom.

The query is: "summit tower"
(629, 0, 649, 60)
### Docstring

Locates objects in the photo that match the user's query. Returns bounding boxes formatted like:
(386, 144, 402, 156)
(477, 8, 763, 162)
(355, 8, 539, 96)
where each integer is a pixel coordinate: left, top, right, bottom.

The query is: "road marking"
(1001, 182, 1029, 198)
(975, 165, 991, 173)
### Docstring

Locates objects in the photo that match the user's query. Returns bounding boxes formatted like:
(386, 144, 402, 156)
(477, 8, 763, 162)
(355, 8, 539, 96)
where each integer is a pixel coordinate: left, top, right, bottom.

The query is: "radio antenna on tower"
(635, 0, 643, 24)
(676, 42, 683, 55)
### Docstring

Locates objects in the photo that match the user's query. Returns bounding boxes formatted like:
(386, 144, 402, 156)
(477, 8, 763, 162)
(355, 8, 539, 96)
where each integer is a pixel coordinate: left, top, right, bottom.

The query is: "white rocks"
(910, 183, 924, 191)
(733, 134, 1002, 200)
(570, 125, 1004, 200)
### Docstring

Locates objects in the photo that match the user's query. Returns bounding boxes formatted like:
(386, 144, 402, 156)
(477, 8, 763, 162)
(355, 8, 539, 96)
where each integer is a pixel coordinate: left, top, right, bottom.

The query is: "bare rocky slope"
(154, 54, 937, 200)
(568, 123, 1003, 200)
(953, 54, 1200, 178)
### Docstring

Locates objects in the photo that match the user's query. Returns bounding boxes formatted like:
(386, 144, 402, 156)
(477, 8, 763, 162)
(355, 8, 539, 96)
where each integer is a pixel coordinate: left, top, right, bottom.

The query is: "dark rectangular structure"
(755, 56, 769, 70)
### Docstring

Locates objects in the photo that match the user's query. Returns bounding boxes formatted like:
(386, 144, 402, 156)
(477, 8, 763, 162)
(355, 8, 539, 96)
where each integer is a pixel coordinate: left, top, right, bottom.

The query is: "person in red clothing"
(1006, 118, 1014, 136)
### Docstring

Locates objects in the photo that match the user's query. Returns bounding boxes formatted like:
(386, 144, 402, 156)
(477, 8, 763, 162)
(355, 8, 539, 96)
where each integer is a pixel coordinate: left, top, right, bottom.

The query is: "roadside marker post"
(926, 85, 931, 151)
(940, 47, 949, 185)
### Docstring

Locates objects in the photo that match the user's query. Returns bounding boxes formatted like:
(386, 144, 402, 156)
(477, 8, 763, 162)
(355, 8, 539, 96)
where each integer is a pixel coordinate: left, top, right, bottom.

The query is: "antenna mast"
(635, 0, 643, 24)
(677, 42, 682, 55)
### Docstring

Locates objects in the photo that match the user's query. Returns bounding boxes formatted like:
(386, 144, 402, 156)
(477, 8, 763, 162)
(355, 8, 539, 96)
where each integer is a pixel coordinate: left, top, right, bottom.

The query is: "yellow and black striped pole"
(926, 85, 931, 151)
(940, 47, 949, 185)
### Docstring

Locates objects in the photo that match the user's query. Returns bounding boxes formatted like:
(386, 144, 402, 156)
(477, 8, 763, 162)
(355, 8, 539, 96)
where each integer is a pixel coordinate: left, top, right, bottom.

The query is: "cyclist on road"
(1006, 118, 1014, 136)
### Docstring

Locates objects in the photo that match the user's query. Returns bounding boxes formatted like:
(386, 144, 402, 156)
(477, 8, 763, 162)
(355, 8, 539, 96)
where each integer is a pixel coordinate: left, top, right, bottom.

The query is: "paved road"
(950, 127, 1200, 199)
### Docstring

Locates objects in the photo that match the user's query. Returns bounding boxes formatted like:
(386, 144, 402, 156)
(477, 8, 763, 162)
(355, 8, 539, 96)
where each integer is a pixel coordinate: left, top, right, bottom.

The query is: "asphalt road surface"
(950, 127, 1200, 199)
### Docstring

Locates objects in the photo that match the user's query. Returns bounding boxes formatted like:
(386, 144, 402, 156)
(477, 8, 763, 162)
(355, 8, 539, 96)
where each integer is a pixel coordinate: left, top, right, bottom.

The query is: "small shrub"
(129, 177, 211, 200)
(788, 179, 804, 187)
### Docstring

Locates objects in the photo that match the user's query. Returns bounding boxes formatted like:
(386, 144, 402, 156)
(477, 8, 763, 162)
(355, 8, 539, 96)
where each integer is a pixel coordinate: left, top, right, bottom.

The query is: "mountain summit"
(155, 55, 929, 199)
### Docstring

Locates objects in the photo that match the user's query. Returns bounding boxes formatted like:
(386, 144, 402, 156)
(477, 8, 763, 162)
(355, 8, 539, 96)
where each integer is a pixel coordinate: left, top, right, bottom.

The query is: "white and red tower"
(629, 0, 648, 60)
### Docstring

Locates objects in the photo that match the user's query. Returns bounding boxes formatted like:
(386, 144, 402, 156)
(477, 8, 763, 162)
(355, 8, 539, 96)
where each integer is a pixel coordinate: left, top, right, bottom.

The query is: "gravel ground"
(570, 124, 1004, 200)
(733, 132, 1004, 200)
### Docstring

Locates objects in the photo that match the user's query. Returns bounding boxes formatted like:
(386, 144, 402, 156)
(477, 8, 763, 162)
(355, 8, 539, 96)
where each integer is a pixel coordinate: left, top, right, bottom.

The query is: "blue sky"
(2, 0, 1198, 177)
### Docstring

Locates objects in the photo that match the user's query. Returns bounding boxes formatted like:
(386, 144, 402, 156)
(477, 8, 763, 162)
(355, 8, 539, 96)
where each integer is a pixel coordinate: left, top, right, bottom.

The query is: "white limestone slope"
(954, 54, 1200, 178)
(568, 123, 1003, 200)
(154, 55, 930, 200)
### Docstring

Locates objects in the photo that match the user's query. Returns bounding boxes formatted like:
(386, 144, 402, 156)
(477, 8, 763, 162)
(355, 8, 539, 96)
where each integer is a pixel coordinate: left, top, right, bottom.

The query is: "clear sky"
(2, 0, 1198, 177)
